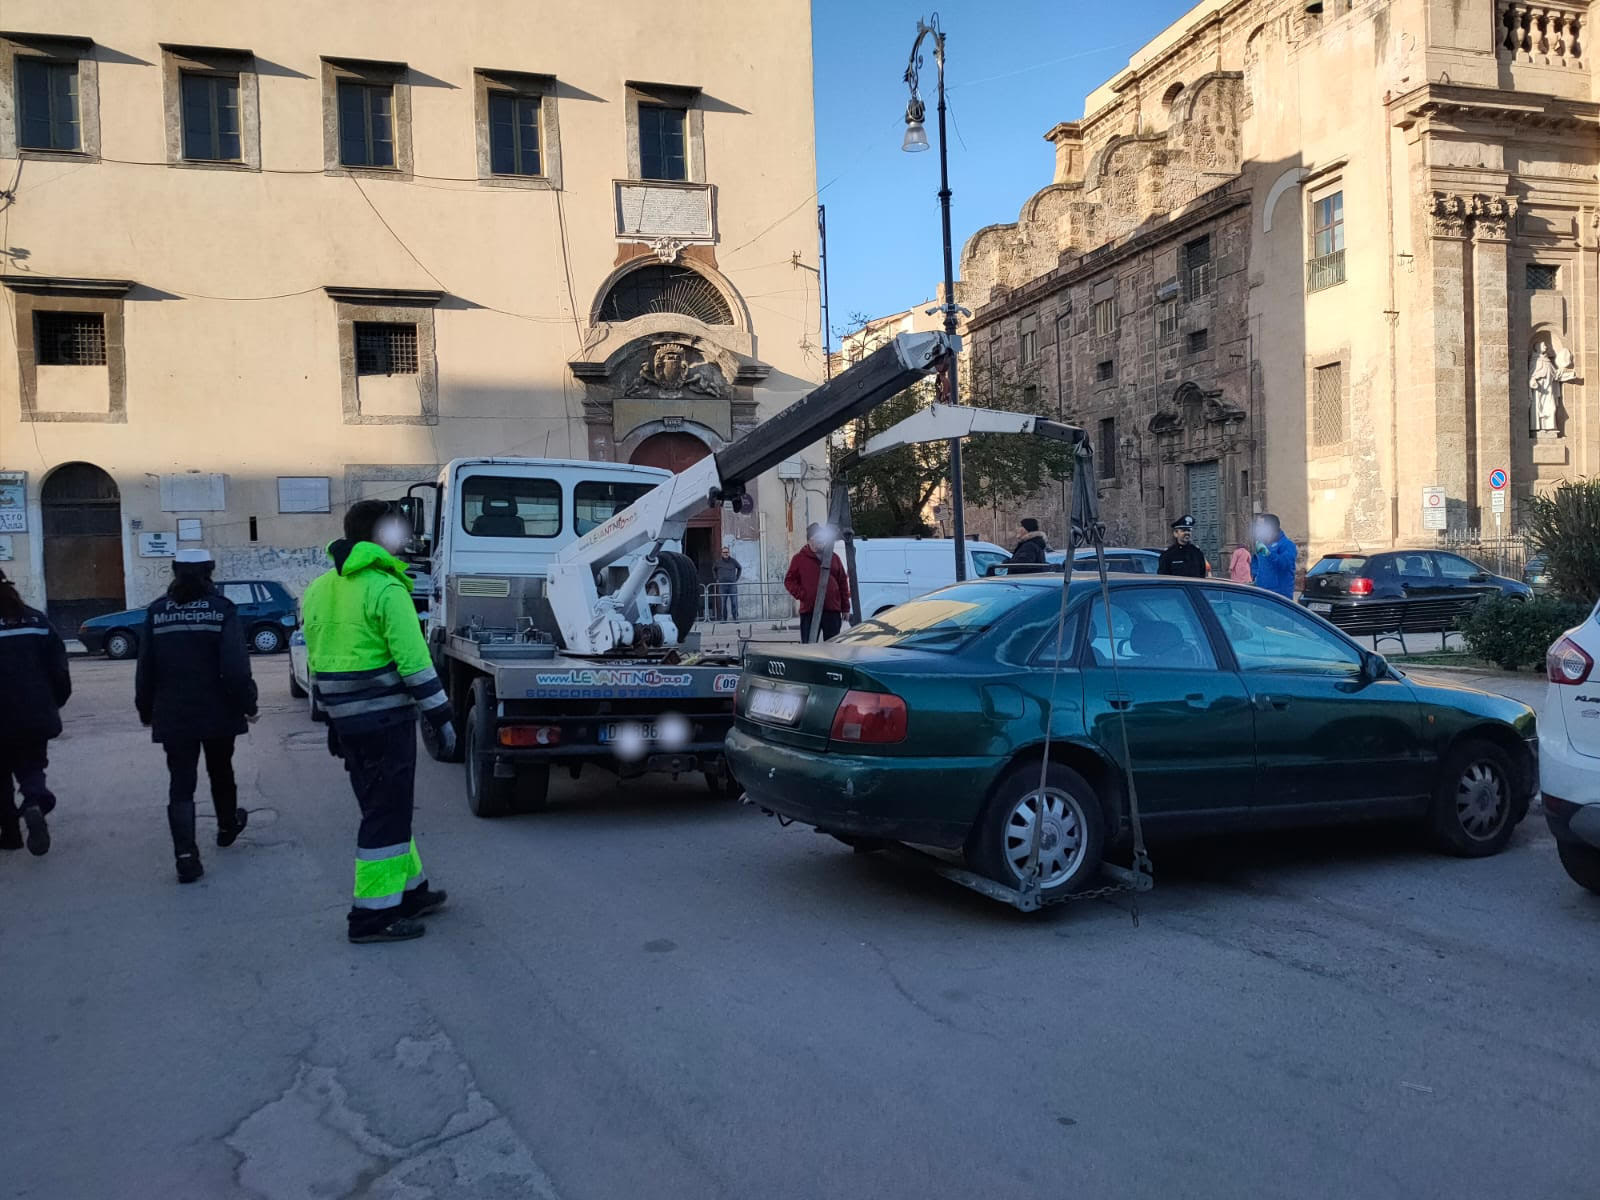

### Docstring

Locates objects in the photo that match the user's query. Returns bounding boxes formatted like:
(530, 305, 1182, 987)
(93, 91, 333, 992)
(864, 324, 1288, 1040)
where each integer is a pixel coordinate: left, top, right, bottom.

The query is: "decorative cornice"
(1, 275, 134, 297)
(323, 286, 444, 306)
(1391, 82, 1600, 135)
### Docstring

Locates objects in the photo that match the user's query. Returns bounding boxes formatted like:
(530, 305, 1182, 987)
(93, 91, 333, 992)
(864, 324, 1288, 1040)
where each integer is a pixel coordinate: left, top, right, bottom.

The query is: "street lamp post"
(903, 14, 967, 581)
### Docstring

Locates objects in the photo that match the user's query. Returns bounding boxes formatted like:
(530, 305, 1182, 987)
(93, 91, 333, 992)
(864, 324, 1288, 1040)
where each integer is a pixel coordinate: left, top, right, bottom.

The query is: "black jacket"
(0, 606, 71, 741)
(135, 591, 258, 743)
(1158, 541, 1209, 578)
(1008, 531, 1050, 566)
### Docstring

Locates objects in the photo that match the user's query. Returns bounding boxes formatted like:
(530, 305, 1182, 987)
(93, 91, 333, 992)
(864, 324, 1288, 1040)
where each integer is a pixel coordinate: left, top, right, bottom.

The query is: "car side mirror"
(1360, 652, 1387, 682)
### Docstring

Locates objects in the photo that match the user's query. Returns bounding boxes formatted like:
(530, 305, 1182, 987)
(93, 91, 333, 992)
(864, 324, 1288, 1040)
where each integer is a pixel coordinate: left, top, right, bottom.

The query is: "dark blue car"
(78, 580, 297, 659)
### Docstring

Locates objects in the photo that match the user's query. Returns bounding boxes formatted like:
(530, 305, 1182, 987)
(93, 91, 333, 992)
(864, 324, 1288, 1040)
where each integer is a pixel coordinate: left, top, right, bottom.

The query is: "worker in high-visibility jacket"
(302, 500, 458, 944)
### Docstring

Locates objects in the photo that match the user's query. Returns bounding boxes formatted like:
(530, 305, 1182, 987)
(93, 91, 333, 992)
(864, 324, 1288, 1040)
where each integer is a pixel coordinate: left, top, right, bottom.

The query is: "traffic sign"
(1491, 490, 1506, 515)
(1489, 468, 1508, 491)
(1422, 486, 1447, 531)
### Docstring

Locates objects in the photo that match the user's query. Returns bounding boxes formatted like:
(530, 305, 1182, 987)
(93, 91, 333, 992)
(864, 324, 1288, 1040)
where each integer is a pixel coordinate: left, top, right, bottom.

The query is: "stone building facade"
(0, 1, 823, 631)
(959, 0, 1598, 570)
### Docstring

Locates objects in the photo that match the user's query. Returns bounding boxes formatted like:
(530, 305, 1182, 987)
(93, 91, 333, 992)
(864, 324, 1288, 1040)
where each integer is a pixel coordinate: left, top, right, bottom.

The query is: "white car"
(849, 537, 1011, 616)
(1539, 608, 1600, 893)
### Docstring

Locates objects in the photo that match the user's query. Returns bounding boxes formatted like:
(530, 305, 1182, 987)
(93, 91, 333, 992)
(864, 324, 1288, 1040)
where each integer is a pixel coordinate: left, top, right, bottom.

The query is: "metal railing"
(1437, 528, 1534, 580)
(1307, 249, 1346, 292)
(697, 581, 799, 624)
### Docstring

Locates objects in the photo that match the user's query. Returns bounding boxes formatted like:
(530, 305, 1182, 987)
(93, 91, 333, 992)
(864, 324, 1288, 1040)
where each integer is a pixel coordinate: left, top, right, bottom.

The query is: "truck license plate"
(747, 683, 805, 725)
(1308, 602, 1332, 613)
(599, 722, 657, 743)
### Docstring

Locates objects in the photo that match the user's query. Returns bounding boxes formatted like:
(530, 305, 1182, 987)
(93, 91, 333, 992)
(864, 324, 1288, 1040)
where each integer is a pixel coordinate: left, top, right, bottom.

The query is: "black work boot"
(400, 884, 448, 918)
(348, 917, 426, 944)
(168, 801, 199, 881)
(217, 807, 249, 848)
(0, 818, 21, 851)
(176, 853, 204, 884)
(21, 804, 49, 857)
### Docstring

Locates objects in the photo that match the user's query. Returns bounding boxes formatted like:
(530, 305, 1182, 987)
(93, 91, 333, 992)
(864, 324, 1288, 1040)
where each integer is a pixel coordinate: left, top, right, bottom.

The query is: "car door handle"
(1253, 694, 1291, 711)
(1104, 691, 1132, 711)
(1185, 693, 1208, 710)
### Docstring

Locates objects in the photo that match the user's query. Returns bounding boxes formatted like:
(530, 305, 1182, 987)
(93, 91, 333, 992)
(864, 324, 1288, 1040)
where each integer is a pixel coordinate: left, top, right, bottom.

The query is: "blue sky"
(810, 0, 1196, 337)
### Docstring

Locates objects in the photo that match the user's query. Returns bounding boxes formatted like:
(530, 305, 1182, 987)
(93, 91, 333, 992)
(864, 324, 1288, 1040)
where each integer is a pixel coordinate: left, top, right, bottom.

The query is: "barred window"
(1526, 263, 1559, 292)
(1313, 362, 1345, 447)
(1093, 297, 1117, 336)
(36, 311, 106, 366)
(1184, 235, 1214, 299)
(1157, 299, 1178, 337)
(1187, 329, 1209, 354)
(1095, 359, 1114, 383)
(1018, 313, 1039, 365)
(355, 322, 418, 375)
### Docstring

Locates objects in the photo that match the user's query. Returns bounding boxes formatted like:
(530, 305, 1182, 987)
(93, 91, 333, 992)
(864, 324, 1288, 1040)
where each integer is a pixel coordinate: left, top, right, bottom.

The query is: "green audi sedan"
(727, 575, 1538, 900)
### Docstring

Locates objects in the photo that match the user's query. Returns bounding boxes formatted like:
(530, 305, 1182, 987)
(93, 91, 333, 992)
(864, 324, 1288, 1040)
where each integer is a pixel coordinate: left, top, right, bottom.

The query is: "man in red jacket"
(784, 524, 851, 642)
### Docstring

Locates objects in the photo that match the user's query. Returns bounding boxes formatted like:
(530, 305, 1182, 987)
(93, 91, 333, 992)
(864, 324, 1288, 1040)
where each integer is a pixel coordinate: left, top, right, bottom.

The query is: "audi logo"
(766, 662, 786, 677)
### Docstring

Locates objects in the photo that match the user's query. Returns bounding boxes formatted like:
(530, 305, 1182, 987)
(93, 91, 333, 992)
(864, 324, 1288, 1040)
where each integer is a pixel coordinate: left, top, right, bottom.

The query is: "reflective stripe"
(356, 841, 411, 861)
(154, 623, 224, 635)
(317, 669, 403, 693)
(0, 626, 49, 639)
(323, 694, 414, 718)
(400, 666, 438, 688)
(417, 690, 450, 712)
(352, 893, 404, 911)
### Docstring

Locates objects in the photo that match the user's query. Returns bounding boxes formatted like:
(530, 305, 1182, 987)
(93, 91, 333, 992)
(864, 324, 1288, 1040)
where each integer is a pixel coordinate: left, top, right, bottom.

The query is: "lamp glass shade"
(901, 121, 930, 153)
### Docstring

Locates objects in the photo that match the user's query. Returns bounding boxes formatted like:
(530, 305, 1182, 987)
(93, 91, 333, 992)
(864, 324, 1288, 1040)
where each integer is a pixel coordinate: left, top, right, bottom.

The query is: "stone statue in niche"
(1528, 339, 1576, 434)
(624, 342, 728, 400)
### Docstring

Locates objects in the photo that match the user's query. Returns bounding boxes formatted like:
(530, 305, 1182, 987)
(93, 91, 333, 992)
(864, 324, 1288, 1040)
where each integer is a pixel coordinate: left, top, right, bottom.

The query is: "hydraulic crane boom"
(545, 331, 958, 655)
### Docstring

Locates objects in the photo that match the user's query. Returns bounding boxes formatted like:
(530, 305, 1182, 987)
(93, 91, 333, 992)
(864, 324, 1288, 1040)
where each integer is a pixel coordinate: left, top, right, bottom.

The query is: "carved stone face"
(652, 344, 689, 389)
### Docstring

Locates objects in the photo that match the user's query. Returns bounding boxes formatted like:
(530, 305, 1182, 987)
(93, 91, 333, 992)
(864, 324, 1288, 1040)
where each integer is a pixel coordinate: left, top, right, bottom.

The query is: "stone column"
(1471, 195, 1516, 526)
(1427, 192, 1472, 529)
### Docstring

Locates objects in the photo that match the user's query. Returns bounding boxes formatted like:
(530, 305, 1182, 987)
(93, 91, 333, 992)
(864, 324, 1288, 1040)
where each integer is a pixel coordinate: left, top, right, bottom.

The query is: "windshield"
(1309, 556, 1367, 576)
(836, 582, 1040, 651)
(574, 480, 657, 535)
(461, 475, 561, 539)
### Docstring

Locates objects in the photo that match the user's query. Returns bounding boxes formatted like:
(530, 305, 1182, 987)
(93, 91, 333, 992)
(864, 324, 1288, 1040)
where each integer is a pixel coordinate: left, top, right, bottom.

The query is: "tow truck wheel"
(465, 678, 513, 819)
(646, 551, 700, 637)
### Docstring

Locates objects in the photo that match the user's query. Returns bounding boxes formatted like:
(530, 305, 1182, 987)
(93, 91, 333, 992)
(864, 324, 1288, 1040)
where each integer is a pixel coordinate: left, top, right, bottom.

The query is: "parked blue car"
(78, 580, 298, 659)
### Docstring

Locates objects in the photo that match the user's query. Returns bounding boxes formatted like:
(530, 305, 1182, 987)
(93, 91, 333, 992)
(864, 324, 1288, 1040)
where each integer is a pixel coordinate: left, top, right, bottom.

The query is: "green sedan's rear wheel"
(970, 761, 1105, 899)
(1429, 739, 1517, 857)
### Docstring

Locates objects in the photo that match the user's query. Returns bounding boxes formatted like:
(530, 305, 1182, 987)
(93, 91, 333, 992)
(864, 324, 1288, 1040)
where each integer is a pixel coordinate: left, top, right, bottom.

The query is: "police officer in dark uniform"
(0, 569, 70, 857)
(135, 548, 258, 883)
(1158, 515, 1209, 578)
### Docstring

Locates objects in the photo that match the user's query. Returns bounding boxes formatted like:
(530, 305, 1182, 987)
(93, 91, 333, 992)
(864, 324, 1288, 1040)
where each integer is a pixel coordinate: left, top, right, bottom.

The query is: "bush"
(1525, 480, 1600, 603)
(1460, 595, 1591, 671)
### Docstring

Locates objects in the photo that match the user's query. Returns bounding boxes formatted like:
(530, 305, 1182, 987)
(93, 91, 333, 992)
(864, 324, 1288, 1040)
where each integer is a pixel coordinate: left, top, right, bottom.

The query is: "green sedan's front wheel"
(1429, 739, 1517, 857)
(970, 761, 1106, 899)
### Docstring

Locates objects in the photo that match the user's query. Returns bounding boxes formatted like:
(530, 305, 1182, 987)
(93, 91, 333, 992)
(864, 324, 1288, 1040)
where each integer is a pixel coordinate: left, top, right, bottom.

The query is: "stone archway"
(630, 431, 721, 585)
(42, 462, 125, 632)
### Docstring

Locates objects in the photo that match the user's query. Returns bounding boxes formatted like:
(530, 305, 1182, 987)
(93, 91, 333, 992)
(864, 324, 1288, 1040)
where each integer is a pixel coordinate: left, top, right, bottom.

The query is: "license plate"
(1309, 602, 1332, 613)
(599, 721, 657, 743)
(747, 682, 806, 725)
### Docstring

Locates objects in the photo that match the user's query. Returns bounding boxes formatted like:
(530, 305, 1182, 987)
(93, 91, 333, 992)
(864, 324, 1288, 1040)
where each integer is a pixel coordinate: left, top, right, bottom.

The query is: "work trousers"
(799, 610, 842, 643)
(339, 719, 427, 937)
(0, 737, 54, 836)
(163, 737, 239, 860)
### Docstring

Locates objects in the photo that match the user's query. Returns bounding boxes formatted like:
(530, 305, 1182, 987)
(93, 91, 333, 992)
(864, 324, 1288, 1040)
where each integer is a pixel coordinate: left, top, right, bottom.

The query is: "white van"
(849, 537, 1012, 616)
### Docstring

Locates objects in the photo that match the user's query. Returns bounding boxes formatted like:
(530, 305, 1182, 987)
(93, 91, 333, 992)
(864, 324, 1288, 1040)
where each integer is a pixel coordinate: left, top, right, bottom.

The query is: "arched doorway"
(630, 432, 720, 586)
(42, 462, 125, 633)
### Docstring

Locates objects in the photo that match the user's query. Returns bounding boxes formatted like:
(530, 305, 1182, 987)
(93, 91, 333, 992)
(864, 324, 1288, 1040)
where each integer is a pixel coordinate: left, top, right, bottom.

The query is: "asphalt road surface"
(4, 657, 1596, 1199)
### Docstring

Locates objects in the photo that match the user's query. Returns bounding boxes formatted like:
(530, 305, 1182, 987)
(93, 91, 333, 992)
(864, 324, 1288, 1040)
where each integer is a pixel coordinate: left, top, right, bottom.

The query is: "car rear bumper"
(1539, 730, 1600, 849)
(725, 726, 999, 850)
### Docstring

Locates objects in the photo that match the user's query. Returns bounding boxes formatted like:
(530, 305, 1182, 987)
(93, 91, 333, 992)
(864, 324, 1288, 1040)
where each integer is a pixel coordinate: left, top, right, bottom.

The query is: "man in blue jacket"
(1251, 514, 1298, 599)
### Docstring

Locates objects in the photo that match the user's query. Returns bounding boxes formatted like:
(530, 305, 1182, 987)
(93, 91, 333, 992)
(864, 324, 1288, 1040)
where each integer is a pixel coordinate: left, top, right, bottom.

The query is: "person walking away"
(0, 570, 70, 857)
(1229, 541, 1254, 583)
(1007, 518, 1050, 568)
(303, 500, 458, 944)
(1158, 515, 1209, 578)
(1251, 513, 1299, 599)
(135, 549, 257, 883)
(713, 544, 742, 621)
(784, 523, 850, 643)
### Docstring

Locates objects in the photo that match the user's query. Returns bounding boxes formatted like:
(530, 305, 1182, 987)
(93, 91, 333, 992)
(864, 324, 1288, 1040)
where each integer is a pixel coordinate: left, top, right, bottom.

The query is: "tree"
(829, 315, 1074, 536)
(1525, 480, 1600, 602)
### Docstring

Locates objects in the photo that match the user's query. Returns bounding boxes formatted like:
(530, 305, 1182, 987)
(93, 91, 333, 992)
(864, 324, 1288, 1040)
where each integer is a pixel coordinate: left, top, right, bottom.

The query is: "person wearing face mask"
(301, 500, 457, 943)
(135, 548, 257, 883)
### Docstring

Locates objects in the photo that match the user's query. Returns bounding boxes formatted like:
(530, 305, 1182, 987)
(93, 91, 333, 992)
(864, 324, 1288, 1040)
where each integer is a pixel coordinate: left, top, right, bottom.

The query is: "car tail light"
(830, 690, 908, 744)
(499, 724, 561, 747)
(1348, 577, 1374, 596)
(1548, 637, 1593, 685)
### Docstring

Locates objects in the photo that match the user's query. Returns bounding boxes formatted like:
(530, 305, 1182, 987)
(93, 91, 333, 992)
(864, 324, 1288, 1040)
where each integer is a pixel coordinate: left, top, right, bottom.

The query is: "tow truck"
(395, 332, 955, 817)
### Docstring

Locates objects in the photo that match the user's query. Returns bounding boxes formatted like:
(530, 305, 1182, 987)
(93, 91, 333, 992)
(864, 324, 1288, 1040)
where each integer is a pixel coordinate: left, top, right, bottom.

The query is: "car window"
(1432, 553, 1482, 580)
(222, 584, 254, 606)
(1082, 588, 1217, 670)
(1393, 553, 1436, 579)
(1309, 556, 1366, 576)
(836, 582, 1040, 652)
(970, 549, 1007, 577)
(573, 480, 657, 536)
(461, 475, 561, 539)
(1202, 590, 1363, 675)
